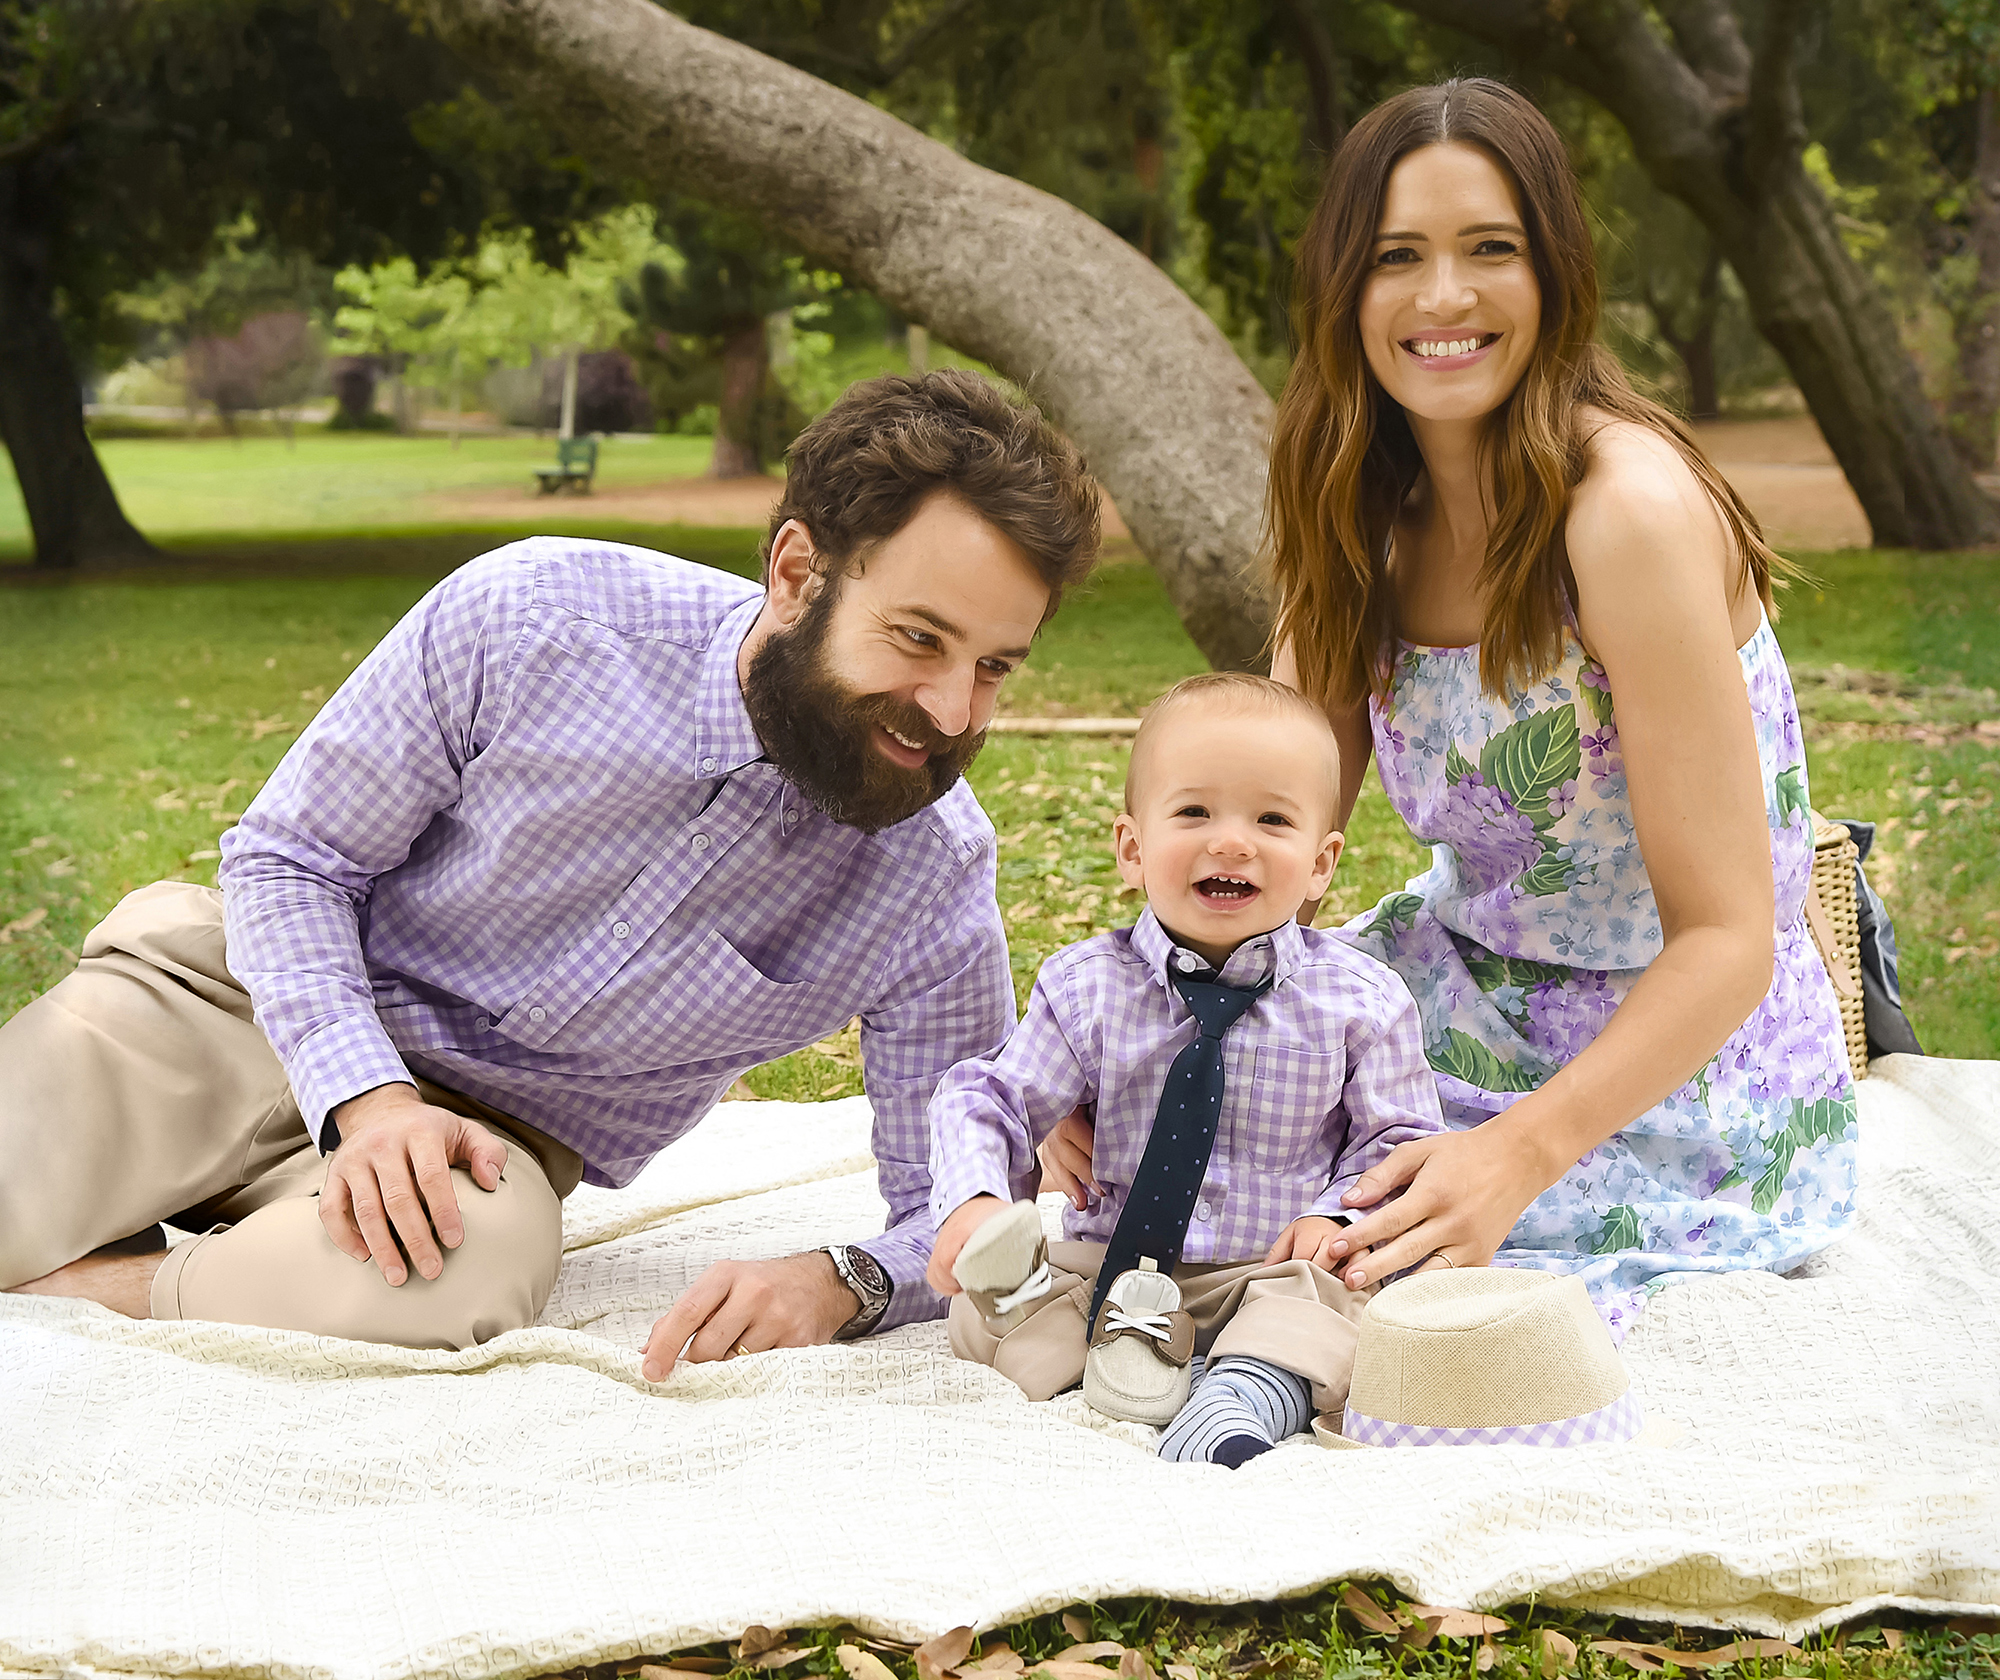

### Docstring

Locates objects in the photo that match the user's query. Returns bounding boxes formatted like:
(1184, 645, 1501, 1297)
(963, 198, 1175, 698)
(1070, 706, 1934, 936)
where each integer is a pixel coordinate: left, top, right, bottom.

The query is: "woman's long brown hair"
(1266, 77, 1785, 710)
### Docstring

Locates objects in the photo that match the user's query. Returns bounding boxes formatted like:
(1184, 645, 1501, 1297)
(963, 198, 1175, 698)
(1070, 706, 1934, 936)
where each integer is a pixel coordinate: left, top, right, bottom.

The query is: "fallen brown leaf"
(0, 906, 47, 942)
(957, 1649, 1026, 1678)
(1049, 1645, 1125, 1665)
(1476, 1640, 1498, 1671)
(753, 1651, 811, 1671)
(1063, 1616, 1093, 1645)
(1118, 1651, 1157, 1680)
(1884, 1631, 1904, 1650)
(918, 1629, 978, 1680)
(1339, 1585, 1405, 1637)
(1688, 1641, 1804, 1665)
(1413, 1608, 1508, 1639)
(1594, 1644, 1667, 1672)
(647, 1662, 729, 1676)
(1166, 1667, 1200, 1680)
(840, 1647, 902, 1680)
(1026, 1663, 1125, 1680)
(639, 1667, 727, 1680)
(738, 1627, 792, 1660)
(1540, 1631, 1579, 1676)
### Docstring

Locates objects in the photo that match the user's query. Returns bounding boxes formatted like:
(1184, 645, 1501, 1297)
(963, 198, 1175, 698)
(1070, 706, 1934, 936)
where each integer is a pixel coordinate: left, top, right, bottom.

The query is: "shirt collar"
(1129, 903, 1303, 990)
(692, 594, 768, 777)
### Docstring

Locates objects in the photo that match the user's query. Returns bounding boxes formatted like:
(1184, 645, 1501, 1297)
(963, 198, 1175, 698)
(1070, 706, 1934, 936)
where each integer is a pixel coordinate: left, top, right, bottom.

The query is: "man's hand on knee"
(320, 1084, 508, 1286)
(640, 1253, 857, 1382)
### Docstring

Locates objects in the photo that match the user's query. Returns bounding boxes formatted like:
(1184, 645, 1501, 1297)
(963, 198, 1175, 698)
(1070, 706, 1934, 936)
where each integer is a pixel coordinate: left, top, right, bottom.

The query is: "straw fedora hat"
(1313, 1268, 1686, 1450)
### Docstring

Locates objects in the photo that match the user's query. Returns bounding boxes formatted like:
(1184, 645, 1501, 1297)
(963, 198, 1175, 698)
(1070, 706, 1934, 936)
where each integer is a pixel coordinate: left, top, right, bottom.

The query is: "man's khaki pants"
(0, 881, 583, 1349)
(948, 1239, 1375, 1414)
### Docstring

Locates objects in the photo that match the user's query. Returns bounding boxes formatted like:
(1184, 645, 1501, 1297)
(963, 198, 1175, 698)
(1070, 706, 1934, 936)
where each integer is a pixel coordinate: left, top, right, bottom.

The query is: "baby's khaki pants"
(0, 881, 583, 1349)
(948, 1238, 1375, 1413)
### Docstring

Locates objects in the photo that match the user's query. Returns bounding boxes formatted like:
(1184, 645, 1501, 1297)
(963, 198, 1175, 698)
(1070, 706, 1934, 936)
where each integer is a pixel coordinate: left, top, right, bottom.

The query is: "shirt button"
(1196, 1201, 1213, 1221)
(700, 756, 717, 774)
(527, 1006, 547, 1023)
(612, 921, 631, 939)
(690, 833, 710, 851)
(1177, 952, 1200, 972)
(473, 1016, 489, 1031)
(783, 809, 798, 826)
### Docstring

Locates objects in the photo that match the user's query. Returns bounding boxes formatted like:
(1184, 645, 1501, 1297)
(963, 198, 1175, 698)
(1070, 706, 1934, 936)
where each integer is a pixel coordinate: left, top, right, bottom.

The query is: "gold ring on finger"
(732, 1342, 752, 1359)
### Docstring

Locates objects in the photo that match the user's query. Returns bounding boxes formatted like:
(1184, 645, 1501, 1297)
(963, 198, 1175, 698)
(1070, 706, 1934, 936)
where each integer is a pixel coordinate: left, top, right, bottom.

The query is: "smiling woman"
(1264, 79, 1859, 1342)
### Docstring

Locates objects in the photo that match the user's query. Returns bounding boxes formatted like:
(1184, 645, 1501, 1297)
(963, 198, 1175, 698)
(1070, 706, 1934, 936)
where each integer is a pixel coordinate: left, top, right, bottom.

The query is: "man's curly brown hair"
(761, 370, 1102, 619)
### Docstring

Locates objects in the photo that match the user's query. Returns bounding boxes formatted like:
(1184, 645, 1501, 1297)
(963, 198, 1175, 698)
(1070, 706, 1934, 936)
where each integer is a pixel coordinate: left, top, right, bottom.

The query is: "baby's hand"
(926, 1195, 1007, 1296)
(1264, 1216, 1350, 1273)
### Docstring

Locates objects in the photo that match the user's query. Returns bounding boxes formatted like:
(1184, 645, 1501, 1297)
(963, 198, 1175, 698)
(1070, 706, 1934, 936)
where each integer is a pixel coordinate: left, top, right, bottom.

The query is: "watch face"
(846, 1247, 888, 1297)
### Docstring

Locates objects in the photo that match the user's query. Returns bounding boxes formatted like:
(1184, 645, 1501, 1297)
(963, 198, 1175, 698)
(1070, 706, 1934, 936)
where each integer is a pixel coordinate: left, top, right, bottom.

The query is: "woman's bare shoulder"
(1566, 410, 1728, 583)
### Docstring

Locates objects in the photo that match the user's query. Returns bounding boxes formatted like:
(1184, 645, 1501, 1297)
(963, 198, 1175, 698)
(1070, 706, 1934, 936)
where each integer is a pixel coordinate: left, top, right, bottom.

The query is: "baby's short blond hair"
(1124, 672, 1341, 820)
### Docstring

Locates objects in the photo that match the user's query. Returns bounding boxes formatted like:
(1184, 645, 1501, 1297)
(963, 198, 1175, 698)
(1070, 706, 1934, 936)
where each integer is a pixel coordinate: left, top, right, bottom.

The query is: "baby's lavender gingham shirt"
(218, 538, 1015, 1326)
(927, 907, 1446, 1263)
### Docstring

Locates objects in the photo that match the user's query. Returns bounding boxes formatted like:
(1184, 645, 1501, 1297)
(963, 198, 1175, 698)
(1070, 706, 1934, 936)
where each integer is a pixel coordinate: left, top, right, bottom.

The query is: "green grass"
(0, 429, 716, 550)
(525, 1585, 1999, 1680)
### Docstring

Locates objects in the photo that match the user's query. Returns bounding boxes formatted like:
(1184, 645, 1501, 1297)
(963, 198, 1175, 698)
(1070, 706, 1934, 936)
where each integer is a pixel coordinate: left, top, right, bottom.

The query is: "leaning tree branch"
(420, 0, 1277, 669)
(1651, 0, 1750, 96)
(1745, 0, 1809, 182)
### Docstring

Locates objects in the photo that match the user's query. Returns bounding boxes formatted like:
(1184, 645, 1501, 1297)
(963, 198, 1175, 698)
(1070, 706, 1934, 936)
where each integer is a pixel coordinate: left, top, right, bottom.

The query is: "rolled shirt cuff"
(853, 1222, 946, 1331)
(285, 1013, 417, 1151)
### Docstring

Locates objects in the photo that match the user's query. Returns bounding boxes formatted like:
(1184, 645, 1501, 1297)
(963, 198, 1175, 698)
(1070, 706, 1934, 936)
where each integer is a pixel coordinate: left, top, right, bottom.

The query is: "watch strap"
(824, 1244, 891, 1340)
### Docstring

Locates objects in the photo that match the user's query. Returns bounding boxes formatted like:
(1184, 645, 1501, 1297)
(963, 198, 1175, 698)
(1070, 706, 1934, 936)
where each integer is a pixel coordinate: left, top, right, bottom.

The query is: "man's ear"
(1306, 829, 1345, 901)
(764, 518, 821, 627)
(1113, 811, 1146, 890)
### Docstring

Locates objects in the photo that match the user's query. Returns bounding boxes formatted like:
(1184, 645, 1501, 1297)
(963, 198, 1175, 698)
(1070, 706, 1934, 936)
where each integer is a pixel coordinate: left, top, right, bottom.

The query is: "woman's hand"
(1037, 1107, 1101, 1212)
(1330, 1113, 1562, 1288)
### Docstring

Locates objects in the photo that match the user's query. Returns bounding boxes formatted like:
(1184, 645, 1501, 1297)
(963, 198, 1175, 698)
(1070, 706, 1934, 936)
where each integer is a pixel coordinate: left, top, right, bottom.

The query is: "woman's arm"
(1271, 637, 1374, 831)
(1329, 426, 1776, 1286)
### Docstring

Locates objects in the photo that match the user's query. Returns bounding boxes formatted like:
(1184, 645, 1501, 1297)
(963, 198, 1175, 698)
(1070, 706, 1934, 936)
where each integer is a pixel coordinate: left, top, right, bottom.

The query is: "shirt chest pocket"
(650, 928, 857, 1063)
(1236, 1043, 1345, 1174)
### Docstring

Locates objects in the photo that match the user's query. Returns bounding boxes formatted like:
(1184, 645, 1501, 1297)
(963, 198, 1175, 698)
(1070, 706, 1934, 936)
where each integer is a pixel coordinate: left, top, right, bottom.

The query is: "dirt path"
(429, 415, 1855, 551)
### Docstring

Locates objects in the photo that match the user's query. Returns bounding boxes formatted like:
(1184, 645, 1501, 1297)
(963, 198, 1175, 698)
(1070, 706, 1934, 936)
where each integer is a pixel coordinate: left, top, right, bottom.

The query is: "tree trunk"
(0, 165, 158, 569)
(1948, 86, 2000, 475)
(558, 347, 580, 441)
(712, 318, 767, 478)
(1644, 245, 1722, 421)
(420, 0, 1277, 671)
(1394, 0, 1996, 550)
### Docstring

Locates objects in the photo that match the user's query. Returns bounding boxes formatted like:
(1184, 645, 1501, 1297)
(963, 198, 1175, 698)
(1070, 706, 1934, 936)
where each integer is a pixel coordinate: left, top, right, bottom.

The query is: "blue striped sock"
(1157, 1356, 1312, 1465)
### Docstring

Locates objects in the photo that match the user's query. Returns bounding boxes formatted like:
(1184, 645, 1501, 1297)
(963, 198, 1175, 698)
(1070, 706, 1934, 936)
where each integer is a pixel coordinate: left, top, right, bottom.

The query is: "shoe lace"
(1103, 1301, 1174, 1342)
(991, 1260, 1054, 1316)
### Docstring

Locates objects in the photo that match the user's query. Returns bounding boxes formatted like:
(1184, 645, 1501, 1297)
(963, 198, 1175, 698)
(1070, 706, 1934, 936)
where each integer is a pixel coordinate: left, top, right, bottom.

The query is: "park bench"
(532, 435, 597, 495)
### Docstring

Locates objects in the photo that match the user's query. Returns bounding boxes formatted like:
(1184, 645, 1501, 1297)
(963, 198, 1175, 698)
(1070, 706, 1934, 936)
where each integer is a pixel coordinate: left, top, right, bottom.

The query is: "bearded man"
(1, 372, 1099, 1372)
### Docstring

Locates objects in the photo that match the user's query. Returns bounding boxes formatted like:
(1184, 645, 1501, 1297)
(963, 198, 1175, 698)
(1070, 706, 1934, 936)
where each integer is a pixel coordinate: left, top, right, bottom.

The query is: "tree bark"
(1395, 0, 1997, 550)
(1643, 245, 1722, 421)
(1948, 86, 2000, 475)
(0, 163, 158, 569)
(419, 0, 1277, 670)
(711, 317, 767, 478)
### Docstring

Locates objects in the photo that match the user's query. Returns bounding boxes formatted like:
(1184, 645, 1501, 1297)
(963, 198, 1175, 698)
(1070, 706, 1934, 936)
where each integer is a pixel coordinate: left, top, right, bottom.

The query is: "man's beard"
(741, 591, 986, 835)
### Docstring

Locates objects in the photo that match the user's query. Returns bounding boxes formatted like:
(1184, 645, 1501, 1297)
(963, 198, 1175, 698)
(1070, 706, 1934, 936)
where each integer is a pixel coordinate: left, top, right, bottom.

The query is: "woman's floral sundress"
(1336, 615, 1859, 1339)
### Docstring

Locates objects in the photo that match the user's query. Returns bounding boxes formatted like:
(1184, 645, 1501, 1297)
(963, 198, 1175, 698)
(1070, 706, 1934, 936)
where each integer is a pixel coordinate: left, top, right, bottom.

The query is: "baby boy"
(924, 672, 1448, 1466)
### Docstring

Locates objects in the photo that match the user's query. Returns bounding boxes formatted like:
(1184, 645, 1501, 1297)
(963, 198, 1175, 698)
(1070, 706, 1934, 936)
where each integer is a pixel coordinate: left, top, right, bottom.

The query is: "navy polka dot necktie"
(1085, 965, 1273, 1337)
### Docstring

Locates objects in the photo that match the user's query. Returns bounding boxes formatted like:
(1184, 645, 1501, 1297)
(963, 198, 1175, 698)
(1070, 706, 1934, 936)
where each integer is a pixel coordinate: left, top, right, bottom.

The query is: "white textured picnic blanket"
(3, 1054, 1998, 1680)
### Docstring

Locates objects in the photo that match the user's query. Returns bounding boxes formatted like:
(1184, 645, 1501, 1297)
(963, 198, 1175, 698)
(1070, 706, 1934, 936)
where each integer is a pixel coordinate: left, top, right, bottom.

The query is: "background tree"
(422, 0, 1280, 670)
(0, 0, 623, 568)
(623, 204, 823, 476)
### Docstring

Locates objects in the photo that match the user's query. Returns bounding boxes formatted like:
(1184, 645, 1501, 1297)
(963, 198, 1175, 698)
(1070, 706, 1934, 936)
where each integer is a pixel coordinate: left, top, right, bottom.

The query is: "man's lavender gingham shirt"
(218, 538, 1014, 1328)
(927, 907, 1446, 1262)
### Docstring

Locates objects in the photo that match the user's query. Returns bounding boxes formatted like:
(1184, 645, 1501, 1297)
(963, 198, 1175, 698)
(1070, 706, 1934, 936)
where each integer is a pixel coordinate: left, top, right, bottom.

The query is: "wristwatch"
(822, 1244, 893, 1341)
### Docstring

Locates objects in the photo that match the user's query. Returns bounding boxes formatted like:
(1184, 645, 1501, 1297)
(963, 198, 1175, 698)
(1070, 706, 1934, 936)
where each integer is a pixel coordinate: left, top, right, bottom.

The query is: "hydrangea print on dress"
(1337, 618, 1858, 1340)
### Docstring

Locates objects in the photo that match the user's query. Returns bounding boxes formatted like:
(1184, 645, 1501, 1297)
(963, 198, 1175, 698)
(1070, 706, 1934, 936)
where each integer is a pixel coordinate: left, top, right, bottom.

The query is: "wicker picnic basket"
(1803, 812, 1868, 1081)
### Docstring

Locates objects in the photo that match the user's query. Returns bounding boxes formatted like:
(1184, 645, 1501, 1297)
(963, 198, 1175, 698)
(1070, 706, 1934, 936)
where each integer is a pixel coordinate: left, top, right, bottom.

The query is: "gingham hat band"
(1341, 1387, 1645, 1449)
